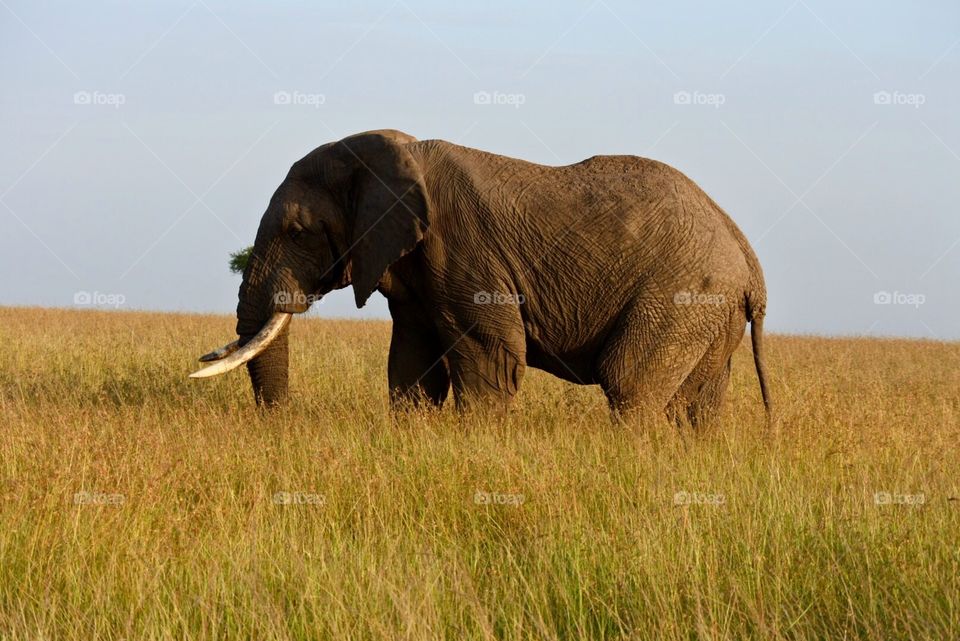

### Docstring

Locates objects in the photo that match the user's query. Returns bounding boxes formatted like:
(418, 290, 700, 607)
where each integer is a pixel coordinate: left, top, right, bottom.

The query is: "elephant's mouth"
(189, 312, 291, 378)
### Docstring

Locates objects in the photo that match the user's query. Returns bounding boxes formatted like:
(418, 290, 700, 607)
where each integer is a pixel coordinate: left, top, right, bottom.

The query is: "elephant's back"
(557, 154, 712, 216)
(568, 154, 758, 262)
(560, 153, 763, 313)
(564, 154, 691, 187)
(567, 154, 669, 174)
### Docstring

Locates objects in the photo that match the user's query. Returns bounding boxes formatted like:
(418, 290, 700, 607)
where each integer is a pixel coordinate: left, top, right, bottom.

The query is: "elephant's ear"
(328, 131, 430, 308)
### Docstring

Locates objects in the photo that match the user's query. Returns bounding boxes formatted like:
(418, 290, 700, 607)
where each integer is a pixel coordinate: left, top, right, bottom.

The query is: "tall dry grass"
(0, 306, 958, 640)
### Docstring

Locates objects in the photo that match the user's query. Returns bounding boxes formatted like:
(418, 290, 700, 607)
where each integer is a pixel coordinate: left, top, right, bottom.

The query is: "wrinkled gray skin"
(237, 129, 771, 424)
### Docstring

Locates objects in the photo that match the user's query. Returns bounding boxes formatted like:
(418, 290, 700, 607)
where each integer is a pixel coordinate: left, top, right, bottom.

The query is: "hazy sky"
(1, 1, 958, 338)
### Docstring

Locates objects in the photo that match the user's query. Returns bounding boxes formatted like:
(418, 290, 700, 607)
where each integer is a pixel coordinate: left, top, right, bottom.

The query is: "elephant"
(191, 129, 772, 425)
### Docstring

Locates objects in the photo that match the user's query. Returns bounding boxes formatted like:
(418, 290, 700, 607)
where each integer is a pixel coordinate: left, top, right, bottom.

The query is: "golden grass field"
(1, 306, 958, 640)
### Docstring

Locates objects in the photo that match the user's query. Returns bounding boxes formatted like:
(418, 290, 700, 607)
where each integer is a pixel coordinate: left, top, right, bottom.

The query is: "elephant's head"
(190, 129, 430, 405)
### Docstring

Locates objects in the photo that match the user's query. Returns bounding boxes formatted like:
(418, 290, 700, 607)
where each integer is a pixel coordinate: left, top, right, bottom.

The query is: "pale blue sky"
(1, 1, 958, 338)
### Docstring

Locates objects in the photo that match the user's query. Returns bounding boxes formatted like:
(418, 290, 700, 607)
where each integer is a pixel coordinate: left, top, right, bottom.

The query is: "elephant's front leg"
(443, 327, 526, 413)
(447, 350, 525, 412)
(387, 300, 450, 409)
(432, 291, 527, 412)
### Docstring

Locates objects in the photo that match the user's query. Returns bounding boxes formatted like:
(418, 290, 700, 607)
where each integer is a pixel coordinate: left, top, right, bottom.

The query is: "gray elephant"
(192, 129, 771, 424)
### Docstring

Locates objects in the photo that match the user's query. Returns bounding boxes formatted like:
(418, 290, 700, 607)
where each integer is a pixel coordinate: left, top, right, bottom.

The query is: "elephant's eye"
(288, 221, 305, 240)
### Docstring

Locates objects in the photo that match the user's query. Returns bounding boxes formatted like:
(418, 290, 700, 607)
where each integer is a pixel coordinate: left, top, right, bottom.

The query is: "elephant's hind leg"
(673, 357, 731, 428)
(595, 300, 715, 424)
(672, 313, 746, 427)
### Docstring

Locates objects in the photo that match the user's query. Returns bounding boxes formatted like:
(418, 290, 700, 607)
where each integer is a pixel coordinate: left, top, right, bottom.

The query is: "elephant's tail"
(747, 297, 773, 423)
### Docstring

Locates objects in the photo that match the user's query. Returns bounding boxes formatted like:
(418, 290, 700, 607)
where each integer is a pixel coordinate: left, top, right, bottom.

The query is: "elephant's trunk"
(190, 243, 307, 406)
(242, 323, 289, 406)
(236, 281, 290, 407)
(189, 312, 290, 390)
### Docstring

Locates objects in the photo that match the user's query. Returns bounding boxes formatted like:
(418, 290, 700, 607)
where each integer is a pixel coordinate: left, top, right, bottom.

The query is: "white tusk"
(189, 313, 291, 379)
(198, 340, 240, 362)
